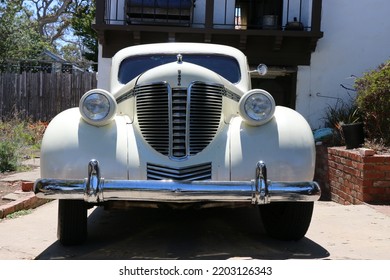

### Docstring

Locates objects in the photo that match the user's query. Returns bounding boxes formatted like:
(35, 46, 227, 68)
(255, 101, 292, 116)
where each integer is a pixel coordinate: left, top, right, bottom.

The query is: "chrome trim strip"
(116, 89, 136, 104)
(223, 88, 241, 102)
(34, 160, 321, 205)
(147, 162, 212, 180)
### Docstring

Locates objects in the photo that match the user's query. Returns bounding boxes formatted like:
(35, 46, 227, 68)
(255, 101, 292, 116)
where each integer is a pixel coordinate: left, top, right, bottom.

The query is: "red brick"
(350, 153, 363, 162)
(362, 163, 379, 170)
(358, 148, 376, 156)
(21, 181, 34, 192)
(375, 165, 390, 171)
(364, 156, 386, 163)
(352, 161, 364, 169)
(0, 203, 15, 218)
(344, 166, 359, 177)
(334, 156, 342, 163)
(352, 184, 360, 192)
(356, 191, 364, 201)
(373, 181, 390, 188)
(363, 171, 385, 179)
(341, 158, 352, 165)
(335, 163, 344, 171)
(365, 187, 387, 195)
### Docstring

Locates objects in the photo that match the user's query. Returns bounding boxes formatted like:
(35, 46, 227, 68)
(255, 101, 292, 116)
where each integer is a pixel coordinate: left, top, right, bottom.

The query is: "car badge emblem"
(177, 54, 183, 63)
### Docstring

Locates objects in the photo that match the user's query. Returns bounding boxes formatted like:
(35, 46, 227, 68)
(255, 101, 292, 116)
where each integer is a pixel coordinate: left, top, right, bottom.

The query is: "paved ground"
(0, 199, 390, 260)
(0, 160, 390, 260)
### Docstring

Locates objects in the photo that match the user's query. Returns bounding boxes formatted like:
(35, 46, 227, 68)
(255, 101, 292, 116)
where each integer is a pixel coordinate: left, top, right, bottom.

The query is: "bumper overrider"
(34, 160, 320, 205)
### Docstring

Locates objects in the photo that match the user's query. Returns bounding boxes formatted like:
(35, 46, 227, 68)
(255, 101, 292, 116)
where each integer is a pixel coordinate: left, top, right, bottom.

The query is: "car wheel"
(259, 202, 314, 241)
(57, 200, 88, 245)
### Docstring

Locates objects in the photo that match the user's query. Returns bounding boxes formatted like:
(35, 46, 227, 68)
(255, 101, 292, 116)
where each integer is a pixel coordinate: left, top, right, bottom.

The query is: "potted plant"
(323, 100, 364, 149)
(339, 107, 364, 149)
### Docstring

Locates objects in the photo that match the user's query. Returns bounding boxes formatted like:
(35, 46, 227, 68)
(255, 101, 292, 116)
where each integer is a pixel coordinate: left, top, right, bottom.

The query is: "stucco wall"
(296, 0, 390, 129)
(97, 45, 111, 90)
(97, 0, 390, 129)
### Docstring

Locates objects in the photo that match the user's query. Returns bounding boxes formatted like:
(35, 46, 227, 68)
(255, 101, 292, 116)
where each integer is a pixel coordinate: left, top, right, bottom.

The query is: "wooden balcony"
(93, 0, 323, 66)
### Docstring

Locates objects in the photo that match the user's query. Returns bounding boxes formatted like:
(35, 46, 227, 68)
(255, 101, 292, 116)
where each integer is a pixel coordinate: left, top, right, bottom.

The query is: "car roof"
(112, 42, 247, 62)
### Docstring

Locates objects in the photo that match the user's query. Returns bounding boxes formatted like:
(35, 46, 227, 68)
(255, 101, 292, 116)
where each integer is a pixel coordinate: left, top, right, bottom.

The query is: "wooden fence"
(0, 71, 97, 121)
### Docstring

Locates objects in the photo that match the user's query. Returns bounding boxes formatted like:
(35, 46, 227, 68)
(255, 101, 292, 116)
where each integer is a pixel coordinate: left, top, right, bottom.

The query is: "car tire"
(57, 200, 88, 245)
(259, 202, 314, 241)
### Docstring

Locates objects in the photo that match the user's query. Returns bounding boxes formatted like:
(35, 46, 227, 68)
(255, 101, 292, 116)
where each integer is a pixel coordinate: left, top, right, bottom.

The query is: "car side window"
(118, 54, 241, 84)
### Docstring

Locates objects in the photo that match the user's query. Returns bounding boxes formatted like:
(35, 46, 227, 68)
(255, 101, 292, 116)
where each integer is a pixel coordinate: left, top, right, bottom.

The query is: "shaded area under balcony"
(94, 0, 323, 66)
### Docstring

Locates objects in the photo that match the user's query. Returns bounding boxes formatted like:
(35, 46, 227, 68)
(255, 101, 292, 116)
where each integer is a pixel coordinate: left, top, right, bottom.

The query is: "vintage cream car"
(34, 43, 320, 245)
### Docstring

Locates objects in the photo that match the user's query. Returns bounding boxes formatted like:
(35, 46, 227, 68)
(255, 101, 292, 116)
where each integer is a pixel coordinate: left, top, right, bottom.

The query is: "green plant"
(0, 114, 46, 172)
(4, 209, 33, 219)
(355, 60, 390, 145)
(322, 98, 362, 145)
(323, 100, 361, 128)
(0, 140, 19, 172)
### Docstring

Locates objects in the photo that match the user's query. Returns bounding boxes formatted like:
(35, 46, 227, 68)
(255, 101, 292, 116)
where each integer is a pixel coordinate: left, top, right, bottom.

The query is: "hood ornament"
(177, 54, 183, 64)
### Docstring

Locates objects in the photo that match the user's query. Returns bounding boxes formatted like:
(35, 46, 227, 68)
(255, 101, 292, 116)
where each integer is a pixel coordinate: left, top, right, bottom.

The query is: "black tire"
(259, 202, 314, 241)
(57, 200, 88, 245)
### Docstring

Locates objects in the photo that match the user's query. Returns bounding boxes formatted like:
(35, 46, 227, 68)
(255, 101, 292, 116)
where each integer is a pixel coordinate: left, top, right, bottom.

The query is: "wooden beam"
(311, 0, 322, 33)
(205, 0, 214, 29)
(133, 31, 141, 45)
(239, 34, 247, 50)
(273, 36, 283, 51)
(95, 0, 105, 25)
(204, 33, 212, 43)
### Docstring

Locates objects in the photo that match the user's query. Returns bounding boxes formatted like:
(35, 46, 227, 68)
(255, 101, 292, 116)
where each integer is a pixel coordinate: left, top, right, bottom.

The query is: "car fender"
(40, 108, 128, 180)
(230, 106, 316, 182)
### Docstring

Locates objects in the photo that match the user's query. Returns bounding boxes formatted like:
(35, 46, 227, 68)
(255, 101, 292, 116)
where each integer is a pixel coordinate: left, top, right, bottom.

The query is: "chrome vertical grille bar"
(170, 88, 188, 159)
(136, 82, 223, 159)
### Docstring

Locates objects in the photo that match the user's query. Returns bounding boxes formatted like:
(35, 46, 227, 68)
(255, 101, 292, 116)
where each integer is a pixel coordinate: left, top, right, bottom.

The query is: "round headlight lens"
(79, 89, 117, 126)
(82, 93, 110, 121)
(244, 93, 273, 121)
(239, 89, 275, 126)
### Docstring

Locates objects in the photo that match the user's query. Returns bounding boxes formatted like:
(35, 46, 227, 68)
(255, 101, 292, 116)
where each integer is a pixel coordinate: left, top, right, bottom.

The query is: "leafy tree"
(71, 1, 97, 68)
(0, 0, 97, 66)
(28, 0, 97, 64)
(0, 1, 49, 62)
(28, 0, 73, 46)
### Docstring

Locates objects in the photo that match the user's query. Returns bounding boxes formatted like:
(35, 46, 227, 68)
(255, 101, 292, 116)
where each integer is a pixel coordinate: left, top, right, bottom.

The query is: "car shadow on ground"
(36, 206, 330, 260)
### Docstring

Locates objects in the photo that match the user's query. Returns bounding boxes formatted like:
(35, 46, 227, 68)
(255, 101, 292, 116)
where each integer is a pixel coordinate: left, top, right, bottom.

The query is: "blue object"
(313, 128, 334, 141)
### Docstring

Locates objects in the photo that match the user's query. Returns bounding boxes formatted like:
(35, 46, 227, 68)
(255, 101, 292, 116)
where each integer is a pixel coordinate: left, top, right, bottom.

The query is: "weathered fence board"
(0, 72, 97, 121)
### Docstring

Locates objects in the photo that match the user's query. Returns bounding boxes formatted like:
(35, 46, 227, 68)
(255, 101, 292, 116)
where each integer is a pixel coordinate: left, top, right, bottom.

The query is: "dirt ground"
(0, 172, 23, 207)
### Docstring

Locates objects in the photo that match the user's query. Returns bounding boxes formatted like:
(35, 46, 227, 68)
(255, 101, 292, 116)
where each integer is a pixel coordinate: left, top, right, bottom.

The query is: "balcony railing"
(98, 0, 321, 32)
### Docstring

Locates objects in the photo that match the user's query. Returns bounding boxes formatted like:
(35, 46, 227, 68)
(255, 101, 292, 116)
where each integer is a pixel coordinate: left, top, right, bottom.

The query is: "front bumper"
(34, 160, 320, 205)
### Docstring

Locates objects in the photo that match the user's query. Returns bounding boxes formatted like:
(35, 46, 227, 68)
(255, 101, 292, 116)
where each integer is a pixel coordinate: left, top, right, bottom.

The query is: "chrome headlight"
(79, 89, 117, 126)
(238, 89, 275, 126)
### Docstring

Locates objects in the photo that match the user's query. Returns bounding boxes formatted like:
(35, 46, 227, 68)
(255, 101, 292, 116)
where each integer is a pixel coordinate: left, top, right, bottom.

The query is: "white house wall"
(97, 44, 112, 90)
(97, 0, 390, 130)
(296, 0, 390, 129)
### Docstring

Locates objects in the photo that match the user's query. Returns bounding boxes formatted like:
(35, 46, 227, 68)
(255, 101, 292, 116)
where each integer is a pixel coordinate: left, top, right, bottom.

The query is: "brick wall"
(314, 144, 331, 201)
(327, 147, 390, 205)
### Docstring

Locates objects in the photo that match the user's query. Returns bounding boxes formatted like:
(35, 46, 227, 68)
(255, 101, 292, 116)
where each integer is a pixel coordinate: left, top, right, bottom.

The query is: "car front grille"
(147, 162, 212, 181)
(136, 82, 223, 159)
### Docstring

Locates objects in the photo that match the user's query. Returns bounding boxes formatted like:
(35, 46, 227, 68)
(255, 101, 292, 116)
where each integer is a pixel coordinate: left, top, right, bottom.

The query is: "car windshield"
(118, 54, 241, 84)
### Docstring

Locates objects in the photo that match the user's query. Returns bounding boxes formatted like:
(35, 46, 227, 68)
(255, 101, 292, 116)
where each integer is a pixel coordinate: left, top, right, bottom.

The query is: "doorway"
(251, 72, 297, 109)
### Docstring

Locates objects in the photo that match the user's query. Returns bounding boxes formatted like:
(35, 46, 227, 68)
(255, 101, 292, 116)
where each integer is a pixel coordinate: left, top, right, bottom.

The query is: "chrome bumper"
(34, 160, 320, 205)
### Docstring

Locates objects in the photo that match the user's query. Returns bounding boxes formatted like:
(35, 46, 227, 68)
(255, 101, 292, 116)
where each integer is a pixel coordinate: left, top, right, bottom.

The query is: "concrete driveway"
(0, 199, 389, 260)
